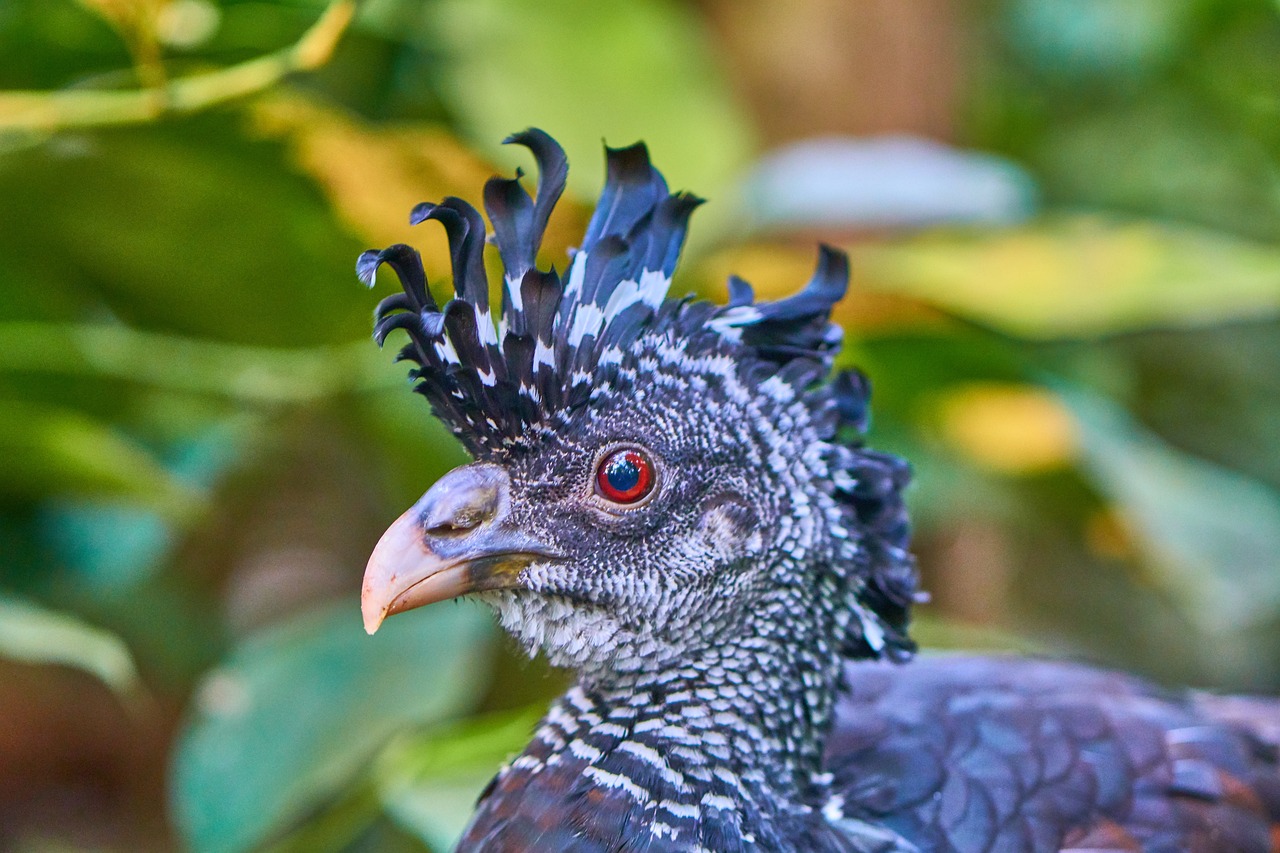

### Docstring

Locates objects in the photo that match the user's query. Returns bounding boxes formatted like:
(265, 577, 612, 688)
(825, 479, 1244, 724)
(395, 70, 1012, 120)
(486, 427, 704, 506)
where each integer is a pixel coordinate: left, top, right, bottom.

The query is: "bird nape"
(357, 130, 1280, 853)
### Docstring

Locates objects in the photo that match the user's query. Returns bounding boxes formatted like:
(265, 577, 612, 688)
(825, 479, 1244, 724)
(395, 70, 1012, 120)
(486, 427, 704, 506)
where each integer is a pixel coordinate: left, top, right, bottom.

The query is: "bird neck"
(469, 620, 851, 850)
(562, 584, 848, 803)
(463, 561, 897, 850)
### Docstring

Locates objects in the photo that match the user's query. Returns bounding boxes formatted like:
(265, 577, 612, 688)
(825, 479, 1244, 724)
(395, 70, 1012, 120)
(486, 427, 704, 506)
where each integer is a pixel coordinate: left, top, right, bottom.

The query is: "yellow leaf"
(77, 0, 167, 33)
(933, 383, 1080, 474)
(76, 0, 168, 86)
(0, 400, 201, 515)
(250, 94, 589, 286)
(154, 0, 220, 49)
(856, 216, 1280, 338)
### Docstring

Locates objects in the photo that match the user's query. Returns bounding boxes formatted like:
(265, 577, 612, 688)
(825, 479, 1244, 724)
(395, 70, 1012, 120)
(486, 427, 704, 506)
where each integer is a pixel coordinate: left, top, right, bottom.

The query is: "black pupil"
(606, 454, 641, 494)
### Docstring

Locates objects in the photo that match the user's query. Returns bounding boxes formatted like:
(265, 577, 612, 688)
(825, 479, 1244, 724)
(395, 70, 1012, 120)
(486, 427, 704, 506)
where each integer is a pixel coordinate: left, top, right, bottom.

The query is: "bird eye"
(595, 448, 656, 505)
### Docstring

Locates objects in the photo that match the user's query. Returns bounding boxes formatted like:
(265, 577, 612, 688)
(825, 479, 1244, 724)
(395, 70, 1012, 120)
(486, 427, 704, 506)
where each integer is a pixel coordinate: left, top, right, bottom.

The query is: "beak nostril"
(414, 462, 508, 541)
(425, 519, 480, 537)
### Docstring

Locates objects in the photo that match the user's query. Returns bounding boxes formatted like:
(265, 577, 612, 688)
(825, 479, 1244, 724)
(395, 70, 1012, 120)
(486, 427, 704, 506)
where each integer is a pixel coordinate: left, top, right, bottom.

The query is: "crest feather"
(361, 128, 861, 454)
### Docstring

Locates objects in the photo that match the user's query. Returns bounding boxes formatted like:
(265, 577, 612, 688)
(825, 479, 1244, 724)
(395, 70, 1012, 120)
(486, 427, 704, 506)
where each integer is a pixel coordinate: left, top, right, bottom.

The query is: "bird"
(356, 129, 1280, 852)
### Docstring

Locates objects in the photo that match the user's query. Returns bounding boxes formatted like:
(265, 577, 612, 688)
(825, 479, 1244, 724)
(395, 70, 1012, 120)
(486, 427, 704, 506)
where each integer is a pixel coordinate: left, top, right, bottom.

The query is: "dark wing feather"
(826, 656, 1280, 853)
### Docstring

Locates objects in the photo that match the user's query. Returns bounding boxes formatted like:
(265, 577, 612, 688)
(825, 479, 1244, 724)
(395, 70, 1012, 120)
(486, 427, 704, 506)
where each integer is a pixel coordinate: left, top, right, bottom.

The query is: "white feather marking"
(619, 740, 663, 763)
(537, 726, 566, 750)
(564, 251, 588, 298)
(533, 340, 556, 370)
(566, 689, 593, 713)
(619, 742, 686, 789)
(546, 704, 577, 732)
(713, 767, 745, 790)
(568, 302, 604, 347)
(583, 767, 651, 804)
(759, 375, 796, 402)
(660, 800, 700, 820)
(701, 793, 736, 811)
(855, 601, 886, 651)
(638, 267, 670, 309)
(476, 306, 498, 347)
(568, 739, 603, 762)
(600, 278, 642, 322)
(657, 723, 696, 743)
(706, 305, 763, 339)
(505, 274, 524, 312)
(434, 336, 461, 364)
(598, 267, 670, 325)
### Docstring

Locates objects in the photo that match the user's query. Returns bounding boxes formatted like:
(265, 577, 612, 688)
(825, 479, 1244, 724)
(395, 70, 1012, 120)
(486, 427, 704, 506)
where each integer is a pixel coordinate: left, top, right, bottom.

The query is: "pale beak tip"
(361, 584, 388, 635)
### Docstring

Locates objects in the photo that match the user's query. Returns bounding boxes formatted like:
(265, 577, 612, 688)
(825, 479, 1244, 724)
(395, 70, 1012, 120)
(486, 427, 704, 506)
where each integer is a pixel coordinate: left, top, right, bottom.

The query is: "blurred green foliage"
(1, 0, 1279, 850)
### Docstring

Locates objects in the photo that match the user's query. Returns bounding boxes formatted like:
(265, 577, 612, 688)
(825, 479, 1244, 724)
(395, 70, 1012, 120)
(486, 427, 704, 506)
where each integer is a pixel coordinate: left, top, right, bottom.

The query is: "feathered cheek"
(697, 498, 762, 562)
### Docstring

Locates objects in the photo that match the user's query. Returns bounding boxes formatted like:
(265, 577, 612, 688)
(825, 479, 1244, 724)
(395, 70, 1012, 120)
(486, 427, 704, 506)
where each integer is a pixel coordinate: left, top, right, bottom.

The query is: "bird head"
(358, 130, 916, 679)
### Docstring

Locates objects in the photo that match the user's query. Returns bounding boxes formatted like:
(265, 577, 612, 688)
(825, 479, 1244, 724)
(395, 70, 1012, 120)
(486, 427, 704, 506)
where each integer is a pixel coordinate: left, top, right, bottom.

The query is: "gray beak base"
(360, 463, 556, 634)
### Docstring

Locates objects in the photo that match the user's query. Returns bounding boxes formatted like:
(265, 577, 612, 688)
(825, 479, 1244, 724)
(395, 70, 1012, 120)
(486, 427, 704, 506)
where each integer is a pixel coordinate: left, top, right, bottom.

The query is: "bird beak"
(360, 463, 553, 635)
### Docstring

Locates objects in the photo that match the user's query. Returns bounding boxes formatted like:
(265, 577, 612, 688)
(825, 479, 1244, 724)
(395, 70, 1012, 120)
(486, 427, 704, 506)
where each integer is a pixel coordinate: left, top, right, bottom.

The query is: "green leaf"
(1035, 96, 1280, 243)
(857, 217, 1280, 338)
(376, 706, 546, 852)
(0, 398, 198, 512)
(0, 322, 397, 404)
(382, 767, 494, 852)
(0, 116, 366, 345)
(257, 780, 383, 853)
(432, 0, 754, 197)
(1065, 389, 1280, 633)
(172, 601, 494, 853)
(0, 596, 143, 697)
(911, 615, 1042, 654)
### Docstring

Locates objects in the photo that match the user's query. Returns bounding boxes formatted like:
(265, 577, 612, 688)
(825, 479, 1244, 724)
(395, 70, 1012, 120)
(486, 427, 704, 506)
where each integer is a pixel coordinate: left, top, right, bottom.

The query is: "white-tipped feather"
(534, 340, 556, 370)
(638, 267, 670, 309)
(564, 250, 588, 299)
(568, 303, 605, 348)
(434, 336, 461, 365)
(706, 306, 764, 341)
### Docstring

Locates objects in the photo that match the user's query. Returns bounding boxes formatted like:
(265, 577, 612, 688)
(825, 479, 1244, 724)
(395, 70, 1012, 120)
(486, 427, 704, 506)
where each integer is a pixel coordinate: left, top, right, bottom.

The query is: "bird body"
(456, 656, 1280, 852)
(357, 130, 1280, 852)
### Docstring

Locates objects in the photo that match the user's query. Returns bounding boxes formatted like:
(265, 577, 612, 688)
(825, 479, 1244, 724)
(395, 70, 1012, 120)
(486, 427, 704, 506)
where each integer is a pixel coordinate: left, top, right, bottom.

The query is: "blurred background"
(2, 0, 1280, 849)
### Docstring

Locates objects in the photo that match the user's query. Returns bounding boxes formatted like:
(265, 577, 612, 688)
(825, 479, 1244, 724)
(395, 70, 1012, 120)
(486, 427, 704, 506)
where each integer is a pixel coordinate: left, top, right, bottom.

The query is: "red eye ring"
(595, 448, 656, 505)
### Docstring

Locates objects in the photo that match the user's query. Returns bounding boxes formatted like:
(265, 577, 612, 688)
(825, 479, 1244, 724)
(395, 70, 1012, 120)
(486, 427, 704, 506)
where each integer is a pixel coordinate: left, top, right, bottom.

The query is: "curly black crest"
(358, 129, 853, 453)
